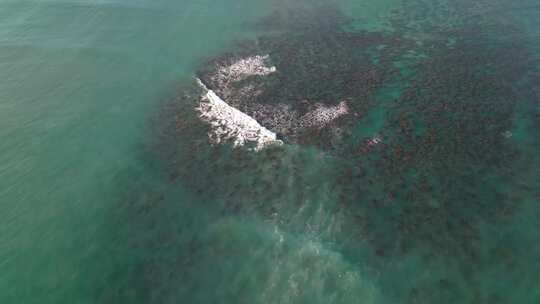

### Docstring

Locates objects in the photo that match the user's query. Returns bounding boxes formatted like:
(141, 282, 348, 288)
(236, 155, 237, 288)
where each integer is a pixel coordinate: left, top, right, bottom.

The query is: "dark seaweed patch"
(142, 2, 540, 303)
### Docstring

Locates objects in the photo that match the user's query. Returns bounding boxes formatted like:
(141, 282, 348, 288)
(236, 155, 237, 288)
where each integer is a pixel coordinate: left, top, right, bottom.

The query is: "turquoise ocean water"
(1, 0, 540, 303)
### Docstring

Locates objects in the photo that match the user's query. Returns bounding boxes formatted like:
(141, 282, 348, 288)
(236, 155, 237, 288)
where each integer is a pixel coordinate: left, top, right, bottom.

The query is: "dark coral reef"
(150, 3, 540, 302)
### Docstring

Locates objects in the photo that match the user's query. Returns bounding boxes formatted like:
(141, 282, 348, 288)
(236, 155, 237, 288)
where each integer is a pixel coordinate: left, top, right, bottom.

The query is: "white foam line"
(196, 78, 283, 151)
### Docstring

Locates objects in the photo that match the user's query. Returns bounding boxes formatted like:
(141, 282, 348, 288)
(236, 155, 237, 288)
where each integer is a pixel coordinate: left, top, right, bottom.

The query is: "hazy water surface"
(1, 0, 540, 303)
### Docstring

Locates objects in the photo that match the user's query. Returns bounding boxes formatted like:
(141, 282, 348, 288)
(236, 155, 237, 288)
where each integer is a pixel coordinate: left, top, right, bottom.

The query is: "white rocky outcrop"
(250, 101, 350, 137)
(199, 53, 351, 143)
(299, 101, 349, 129)
(209, 55, 277, 93)
(219, 55, 276, 82)
(196, 78, 283, 151)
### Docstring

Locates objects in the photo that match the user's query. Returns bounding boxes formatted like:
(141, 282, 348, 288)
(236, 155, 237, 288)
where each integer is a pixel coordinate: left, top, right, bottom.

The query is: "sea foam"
(196, 78, 282, 151)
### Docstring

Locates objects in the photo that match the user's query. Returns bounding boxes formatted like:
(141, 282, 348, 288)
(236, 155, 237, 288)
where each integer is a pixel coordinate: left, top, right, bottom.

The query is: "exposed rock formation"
(208, 55, 277, 91)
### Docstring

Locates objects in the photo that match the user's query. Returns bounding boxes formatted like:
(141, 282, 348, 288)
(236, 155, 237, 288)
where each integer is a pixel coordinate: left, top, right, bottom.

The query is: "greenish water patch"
(0, 0, 272, 303)
(352, 104, 387, 139)
(350, 59, 410, 142)
(339, 0, 400, 32)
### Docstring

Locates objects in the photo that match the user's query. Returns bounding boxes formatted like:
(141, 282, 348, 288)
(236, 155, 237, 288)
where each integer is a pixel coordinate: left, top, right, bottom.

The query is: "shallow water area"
(1, 0, 540, 303)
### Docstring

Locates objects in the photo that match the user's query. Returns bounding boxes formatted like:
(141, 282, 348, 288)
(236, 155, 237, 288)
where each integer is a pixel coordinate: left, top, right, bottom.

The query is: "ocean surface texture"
(1, 0, 540, 303)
